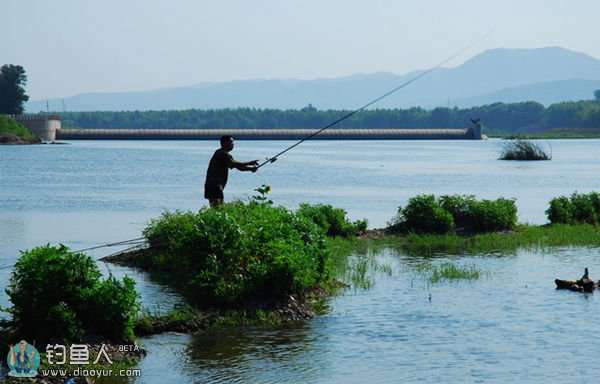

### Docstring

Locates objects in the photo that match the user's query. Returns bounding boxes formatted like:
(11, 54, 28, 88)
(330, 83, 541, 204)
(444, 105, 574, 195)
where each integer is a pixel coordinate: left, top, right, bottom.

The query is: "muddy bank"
(0, 132, 41, 144)
(134, 285, 335, 336)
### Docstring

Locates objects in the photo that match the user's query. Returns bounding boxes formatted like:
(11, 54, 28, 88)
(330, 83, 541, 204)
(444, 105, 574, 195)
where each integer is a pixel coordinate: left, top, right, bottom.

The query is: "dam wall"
(7, 115, 485, 141)
(57, 127, 484, 140)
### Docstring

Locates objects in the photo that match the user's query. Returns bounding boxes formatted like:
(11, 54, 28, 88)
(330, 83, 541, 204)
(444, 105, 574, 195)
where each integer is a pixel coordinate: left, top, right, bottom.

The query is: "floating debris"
(555, 268, 598, 292)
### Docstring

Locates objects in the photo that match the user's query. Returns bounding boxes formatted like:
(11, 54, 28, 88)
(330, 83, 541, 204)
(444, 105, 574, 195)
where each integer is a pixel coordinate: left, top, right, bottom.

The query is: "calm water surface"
(1, 139, 599, 382)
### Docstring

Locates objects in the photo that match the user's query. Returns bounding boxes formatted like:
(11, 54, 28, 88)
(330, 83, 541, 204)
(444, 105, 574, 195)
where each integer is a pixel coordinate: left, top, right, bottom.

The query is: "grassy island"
(106, 198, 366, 334)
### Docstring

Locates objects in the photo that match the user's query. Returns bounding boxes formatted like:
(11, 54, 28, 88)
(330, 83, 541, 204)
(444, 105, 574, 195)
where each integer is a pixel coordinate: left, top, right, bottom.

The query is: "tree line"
(58, 99, 600, 134)
(2, 63, 598, 134)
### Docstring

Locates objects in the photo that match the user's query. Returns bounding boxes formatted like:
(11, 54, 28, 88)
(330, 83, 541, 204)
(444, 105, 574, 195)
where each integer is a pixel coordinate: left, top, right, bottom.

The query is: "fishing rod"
(257, 28, 495, 169)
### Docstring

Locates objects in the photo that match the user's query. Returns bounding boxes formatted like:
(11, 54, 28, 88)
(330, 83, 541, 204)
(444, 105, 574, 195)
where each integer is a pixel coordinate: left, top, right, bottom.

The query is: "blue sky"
(2, 0, 599, 100)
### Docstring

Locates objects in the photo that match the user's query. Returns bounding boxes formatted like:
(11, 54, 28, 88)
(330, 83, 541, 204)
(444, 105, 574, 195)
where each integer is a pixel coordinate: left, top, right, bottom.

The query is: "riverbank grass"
(413, 262, 483, 283)
(0, 115, 40, 144)
(363, 223, 600, 256)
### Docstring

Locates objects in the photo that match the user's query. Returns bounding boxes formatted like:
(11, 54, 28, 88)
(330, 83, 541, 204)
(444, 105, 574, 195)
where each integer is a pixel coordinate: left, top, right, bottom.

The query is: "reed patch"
(413, 261, 484, 284)
(499, 139, 551, 160)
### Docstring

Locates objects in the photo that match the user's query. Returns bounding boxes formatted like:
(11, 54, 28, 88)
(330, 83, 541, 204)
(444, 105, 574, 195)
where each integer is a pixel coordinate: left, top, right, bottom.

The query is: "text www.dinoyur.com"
(41, 368, 141, 378)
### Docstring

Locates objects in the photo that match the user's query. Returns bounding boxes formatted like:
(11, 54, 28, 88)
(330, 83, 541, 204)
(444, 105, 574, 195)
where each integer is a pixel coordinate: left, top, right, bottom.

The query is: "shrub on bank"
(6, 244, 139, 342)
(296, 203, 367, 237)
(546, 192, 600, 224)
(389, 194, 518, 234)
(143, 201, 330, 306)
(392, 194, 455, 234)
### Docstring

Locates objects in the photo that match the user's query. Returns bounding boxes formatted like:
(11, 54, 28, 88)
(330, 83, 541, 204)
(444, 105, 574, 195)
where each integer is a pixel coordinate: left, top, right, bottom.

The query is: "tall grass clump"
(296, 203, 367, 237)
(142, 200, 330, 306)
(499, 139, 551, 160)
(546, 191, 600, 224)
(413, 261, 483, 284)
(6, 245, 140, 342)
(389, 194, 517, 234)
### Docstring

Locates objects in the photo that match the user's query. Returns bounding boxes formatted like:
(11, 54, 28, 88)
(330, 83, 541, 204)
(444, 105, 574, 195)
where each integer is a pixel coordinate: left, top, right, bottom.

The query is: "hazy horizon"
(3, 0, 600, 101)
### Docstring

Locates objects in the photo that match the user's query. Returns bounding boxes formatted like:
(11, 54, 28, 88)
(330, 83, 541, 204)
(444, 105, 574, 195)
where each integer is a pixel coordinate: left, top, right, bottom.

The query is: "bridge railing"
(7, 114, 60, 121)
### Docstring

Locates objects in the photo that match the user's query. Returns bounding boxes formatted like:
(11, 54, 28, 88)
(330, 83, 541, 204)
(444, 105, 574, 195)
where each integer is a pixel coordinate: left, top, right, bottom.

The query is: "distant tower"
(469, 118, 482, 139)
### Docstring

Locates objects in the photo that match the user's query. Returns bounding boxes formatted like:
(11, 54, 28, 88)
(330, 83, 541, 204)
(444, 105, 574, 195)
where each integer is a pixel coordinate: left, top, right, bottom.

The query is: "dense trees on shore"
(0, 64, 29, 114)
(58, 99, 600, 134)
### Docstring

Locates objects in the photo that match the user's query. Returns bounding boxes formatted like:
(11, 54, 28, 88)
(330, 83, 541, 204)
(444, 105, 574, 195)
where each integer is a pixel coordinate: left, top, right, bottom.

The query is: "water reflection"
(135, 321, 328, 384)
(187, 323, 326, 383)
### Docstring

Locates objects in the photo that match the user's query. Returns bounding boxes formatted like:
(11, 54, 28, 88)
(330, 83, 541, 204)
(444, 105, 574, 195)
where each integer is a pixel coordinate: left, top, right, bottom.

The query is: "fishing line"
(0, 237, 151, 273)
(72, 236, 148, 253)
(257, 28, 496, 169)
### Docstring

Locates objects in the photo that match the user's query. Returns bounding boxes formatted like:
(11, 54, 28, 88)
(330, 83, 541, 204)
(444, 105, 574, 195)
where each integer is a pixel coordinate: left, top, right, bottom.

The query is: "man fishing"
(204, 135, 259, 206)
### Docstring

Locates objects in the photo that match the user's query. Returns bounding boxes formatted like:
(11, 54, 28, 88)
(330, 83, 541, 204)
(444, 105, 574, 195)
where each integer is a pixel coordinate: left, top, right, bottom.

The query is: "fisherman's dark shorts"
(204, 184, 224, 200)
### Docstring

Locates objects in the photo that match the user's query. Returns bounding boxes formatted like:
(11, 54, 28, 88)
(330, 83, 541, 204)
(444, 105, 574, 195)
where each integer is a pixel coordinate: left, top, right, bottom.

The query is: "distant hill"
(27, 46, 600, 112)
(453, 79, 600, 107)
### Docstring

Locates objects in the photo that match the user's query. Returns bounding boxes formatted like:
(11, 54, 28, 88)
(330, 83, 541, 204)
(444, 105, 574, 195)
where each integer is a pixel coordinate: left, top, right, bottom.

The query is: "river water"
(1, 139, 599, 382)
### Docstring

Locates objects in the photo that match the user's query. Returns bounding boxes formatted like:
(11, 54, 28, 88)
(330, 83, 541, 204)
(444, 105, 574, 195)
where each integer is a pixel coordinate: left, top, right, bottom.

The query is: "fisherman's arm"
(232, 160, 259, 172)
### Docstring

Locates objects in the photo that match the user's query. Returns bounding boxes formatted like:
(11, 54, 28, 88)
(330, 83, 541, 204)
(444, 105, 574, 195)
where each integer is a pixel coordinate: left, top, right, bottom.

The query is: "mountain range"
(27, 47, 600, 112)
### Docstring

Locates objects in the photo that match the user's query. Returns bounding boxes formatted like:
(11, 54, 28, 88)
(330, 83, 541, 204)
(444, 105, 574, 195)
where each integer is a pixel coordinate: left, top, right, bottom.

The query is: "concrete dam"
(56, 126, 483, 140)
(13, 115, 485, 141)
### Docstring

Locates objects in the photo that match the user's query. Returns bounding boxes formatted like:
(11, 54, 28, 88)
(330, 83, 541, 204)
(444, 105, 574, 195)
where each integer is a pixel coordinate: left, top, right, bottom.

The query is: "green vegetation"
(8, 190, 595, 344)
(0, 115, 39, 143)
(369, 224, 600, 257)
(494, 127, 600, 139)
(413, 261, 483, 283)
(6, 244, 140, 343)
(546, 191, 600, 224)
(389, 194, 517, 234)
(0, 64, 29, 114)
(135, 305, 208, 335)
(57, 98, 600, 135)
(296, 203, 367, 237)
(322, 237, 394, 290)
(499, 139, 551, 160)
(142, 201, 330, 306)
(391, 194, 454, 234)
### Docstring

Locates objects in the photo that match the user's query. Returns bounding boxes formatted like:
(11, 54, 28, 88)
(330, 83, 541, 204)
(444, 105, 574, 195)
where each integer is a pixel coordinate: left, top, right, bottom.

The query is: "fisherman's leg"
(208, 198, 224, 206)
